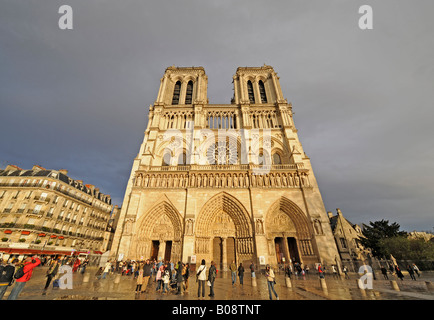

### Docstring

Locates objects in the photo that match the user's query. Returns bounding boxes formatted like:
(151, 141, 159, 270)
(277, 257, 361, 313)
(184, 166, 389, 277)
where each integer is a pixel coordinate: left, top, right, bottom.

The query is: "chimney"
(327, 211, 333, 219)
(59, 169, 68, 175)
(336, 208, 342, 216)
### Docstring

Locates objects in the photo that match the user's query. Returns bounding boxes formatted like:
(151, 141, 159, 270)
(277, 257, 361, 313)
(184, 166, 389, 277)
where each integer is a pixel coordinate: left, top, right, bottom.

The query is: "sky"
(1, 0, 433, 232)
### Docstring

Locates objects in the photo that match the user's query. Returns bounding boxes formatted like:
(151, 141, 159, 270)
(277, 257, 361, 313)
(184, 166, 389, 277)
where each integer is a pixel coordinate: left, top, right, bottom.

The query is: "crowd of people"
(0, 254, 426, 300)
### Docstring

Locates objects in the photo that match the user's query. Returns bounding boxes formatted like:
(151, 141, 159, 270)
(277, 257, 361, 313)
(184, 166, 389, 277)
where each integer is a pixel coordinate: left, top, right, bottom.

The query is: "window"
(272, 153, 282, 165)
(172, 81, 181, 105)
(340, 238, 348, 249)
(247, 80, 255, 103)
(185, 81, 193, 104)
(162, 152, 171, 166)
(259, 80, 267, 103)
(178, 153, 187, 166)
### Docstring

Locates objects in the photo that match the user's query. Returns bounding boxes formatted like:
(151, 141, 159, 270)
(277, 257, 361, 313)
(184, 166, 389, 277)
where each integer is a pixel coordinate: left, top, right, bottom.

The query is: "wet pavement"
(4, 266, 434, 300)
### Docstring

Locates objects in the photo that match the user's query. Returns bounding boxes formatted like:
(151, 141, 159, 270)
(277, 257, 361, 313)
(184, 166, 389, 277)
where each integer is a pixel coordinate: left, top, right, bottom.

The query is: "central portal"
(212, 237, 236, 270)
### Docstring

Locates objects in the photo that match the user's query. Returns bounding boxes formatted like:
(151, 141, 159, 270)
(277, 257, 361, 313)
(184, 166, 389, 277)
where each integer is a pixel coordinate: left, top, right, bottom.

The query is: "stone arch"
(265, 196, 316, 262)
(265, 197, 311, 238)
(196, 192, 252, 238)
(130, 199, 183, 260)
(195, 192, 254, 266)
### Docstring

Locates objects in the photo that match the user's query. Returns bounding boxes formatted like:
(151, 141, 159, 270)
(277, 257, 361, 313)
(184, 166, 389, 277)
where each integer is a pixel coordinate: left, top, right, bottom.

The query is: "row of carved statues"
(134, 171, 311, 188)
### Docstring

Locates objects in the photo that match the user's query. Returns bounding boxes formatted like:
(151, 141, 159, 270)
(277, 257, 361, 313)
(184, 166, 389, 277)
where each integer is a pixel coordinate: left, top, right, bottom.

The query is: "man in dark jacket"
(43, 258, 60, 295)
(175, 261, 184, 295)
(208, 261, 217, 297)
(142, 259, 152, 293)
(0, 259, 19, 299)
(7, 255, 41, 300)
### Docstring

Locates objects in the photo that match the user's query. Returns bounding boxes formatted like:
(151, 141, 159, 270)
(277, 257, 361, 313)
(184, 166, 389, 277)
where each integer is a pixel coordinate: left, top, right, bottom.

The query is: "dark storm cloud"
(1, 0, 433, 231)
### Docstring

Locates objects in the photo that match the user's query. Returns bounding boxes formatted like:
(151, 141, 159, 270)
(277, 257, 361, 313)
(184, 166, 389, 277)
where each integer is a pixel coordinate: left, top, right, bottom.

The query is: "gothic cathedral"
(111, 65, 341, 270)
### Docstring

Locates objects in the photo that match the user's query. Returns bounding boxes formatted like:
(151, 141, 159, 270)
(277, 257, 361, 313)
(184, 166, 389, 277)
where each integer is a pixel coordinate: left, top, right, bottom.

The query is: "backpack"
(13, 264, 26, 279)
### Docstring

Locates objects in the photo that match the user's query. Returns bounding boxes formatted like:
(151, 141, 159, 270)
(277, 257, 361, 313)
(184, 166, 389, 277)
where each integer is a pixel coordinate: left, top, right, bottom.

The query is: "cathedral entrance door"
(287, 237, 301, 263)
(226, 237, 236, 266)
(151, 241, 160, 261)
(164, 241, 172, 262)
(213, 237, 223, 269)
(274, 237, 286, 264)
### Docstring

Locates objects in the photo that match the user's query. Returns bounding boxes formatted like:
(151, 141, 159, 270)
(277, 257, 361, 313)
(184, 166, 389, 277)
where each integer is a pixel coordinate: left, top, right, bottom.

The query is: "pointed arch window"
(162, 152, 171, 166)
(172, 81, 181, 105)
(272, 153, 282, 165)
(259, 80, 267, 103)
(247, 80, 255, 103)
(185, 81, 193, 104)
(178, 152, 187, 166)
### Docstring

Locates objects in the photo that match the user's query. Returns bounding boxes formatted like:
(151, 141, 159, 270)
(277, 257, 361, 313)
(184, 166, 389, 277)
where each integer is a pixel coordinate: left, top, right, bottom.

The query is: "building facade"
(328, 208, 372, 272)
(0, 165, 113, 260)
(111, 65, 341, 270)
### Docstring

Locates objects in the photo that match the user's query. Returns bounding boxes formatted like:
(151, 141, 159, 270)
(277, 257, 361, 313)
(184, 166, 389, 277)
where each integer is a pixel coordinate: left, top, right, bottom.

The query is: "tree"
(361, 219, 407, 258)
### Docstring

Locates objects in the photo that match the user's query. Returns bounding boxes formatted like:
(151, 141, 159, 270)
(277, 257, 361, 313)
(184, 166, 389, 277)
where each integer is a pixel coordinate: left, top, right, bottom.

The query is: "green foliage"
(379, 237, 434, 260)
(361, 219, 407, 257)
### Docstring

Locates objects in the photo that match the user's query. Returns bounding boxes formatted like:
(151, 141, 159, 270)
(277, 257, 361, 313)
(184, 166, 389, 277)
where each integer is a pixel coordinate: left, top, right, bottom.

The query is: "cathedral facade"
(110, 65, 341, 270)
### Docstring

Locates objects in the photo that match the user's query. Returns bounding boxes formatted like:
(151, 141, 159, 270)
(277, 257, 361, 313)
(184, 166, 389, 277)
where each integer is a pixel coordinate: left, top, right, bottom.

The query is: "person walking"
(342, 266, 350, 279)
(284, 263, 292, 279)
(196, 259, 207, 298)
(238, 263, 245, 286)
(0, 259, 19, 300)
(230, 260, 237, 286)
(8, 255, 41, 300)
(43, 258, 60, 295)
(208, 261, 217, 297)
(265, 264, 279, 300)
(381, 266, 389, 280)
(407, 265, 416, 281)
(412, 264, 420, 278)
(332, 265, 339, 279)
(304, 265, 310, 278)
(395, 265, 404, 281)
(98, 260, 112, 279)
(249, 261, 256, 279)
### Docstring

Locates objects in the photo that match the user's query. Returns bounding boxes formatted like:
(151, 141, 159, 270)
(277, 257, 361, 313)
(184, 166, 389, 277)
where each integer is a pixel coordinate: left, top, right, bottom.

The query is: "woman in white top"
(196, 259, 207, 298)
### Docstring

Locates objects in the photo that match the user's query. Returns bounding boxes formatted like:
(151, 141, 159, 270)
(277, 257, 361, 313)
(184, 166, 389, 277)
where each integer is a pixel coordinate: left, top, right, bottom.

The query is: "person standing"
(175, 261, 183, 295)
(412, 264, 420, 278)
(43, 258, 60, 295)
(208, 261, 217, 297)
(265, 264, 279, 300)
(332, 265, 339, 279)
(72, 258, 81, 273)
(196, 259, 207, 298)
(284, 263, 292, 279)
(249, 261, 256, 278)
(80, 258, 89, 274)
(135, 266, 144, 293)
(0, 259, 19, 300)
(238, 263, 245, 286)
(155, 265, 164, 292)
(304, 265, 310, 278)
(142, 259, 152, 293)
(182, 263, 190, 292)
(342, 266, 350, 279)
(8, 255, 41, 300)
(230, 260, 237, 286)
(318, 264, 325, 279)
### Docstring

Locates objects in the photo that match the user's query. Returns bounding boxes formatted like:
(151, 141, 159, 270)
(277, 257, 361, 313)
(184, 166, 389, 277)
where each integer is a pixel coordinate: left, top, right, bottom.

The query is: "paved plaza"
(2, 265, 434, 301)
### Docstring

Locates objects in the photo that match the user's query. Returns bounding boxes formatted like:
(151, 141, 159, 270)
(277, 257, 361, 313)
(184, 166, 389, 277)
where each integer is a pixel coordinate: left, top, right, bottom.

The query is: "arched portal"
(265, 197, 317, 266)
(195, 192, 254, 269)
(130, 200, 183, 262)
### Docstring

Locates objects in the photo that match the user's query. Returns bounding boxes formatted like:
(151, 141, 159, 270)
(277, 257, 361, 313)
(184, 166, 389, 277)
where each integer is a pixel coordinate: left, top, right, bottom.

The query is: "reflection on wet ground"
(7, 266, 434, 300)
